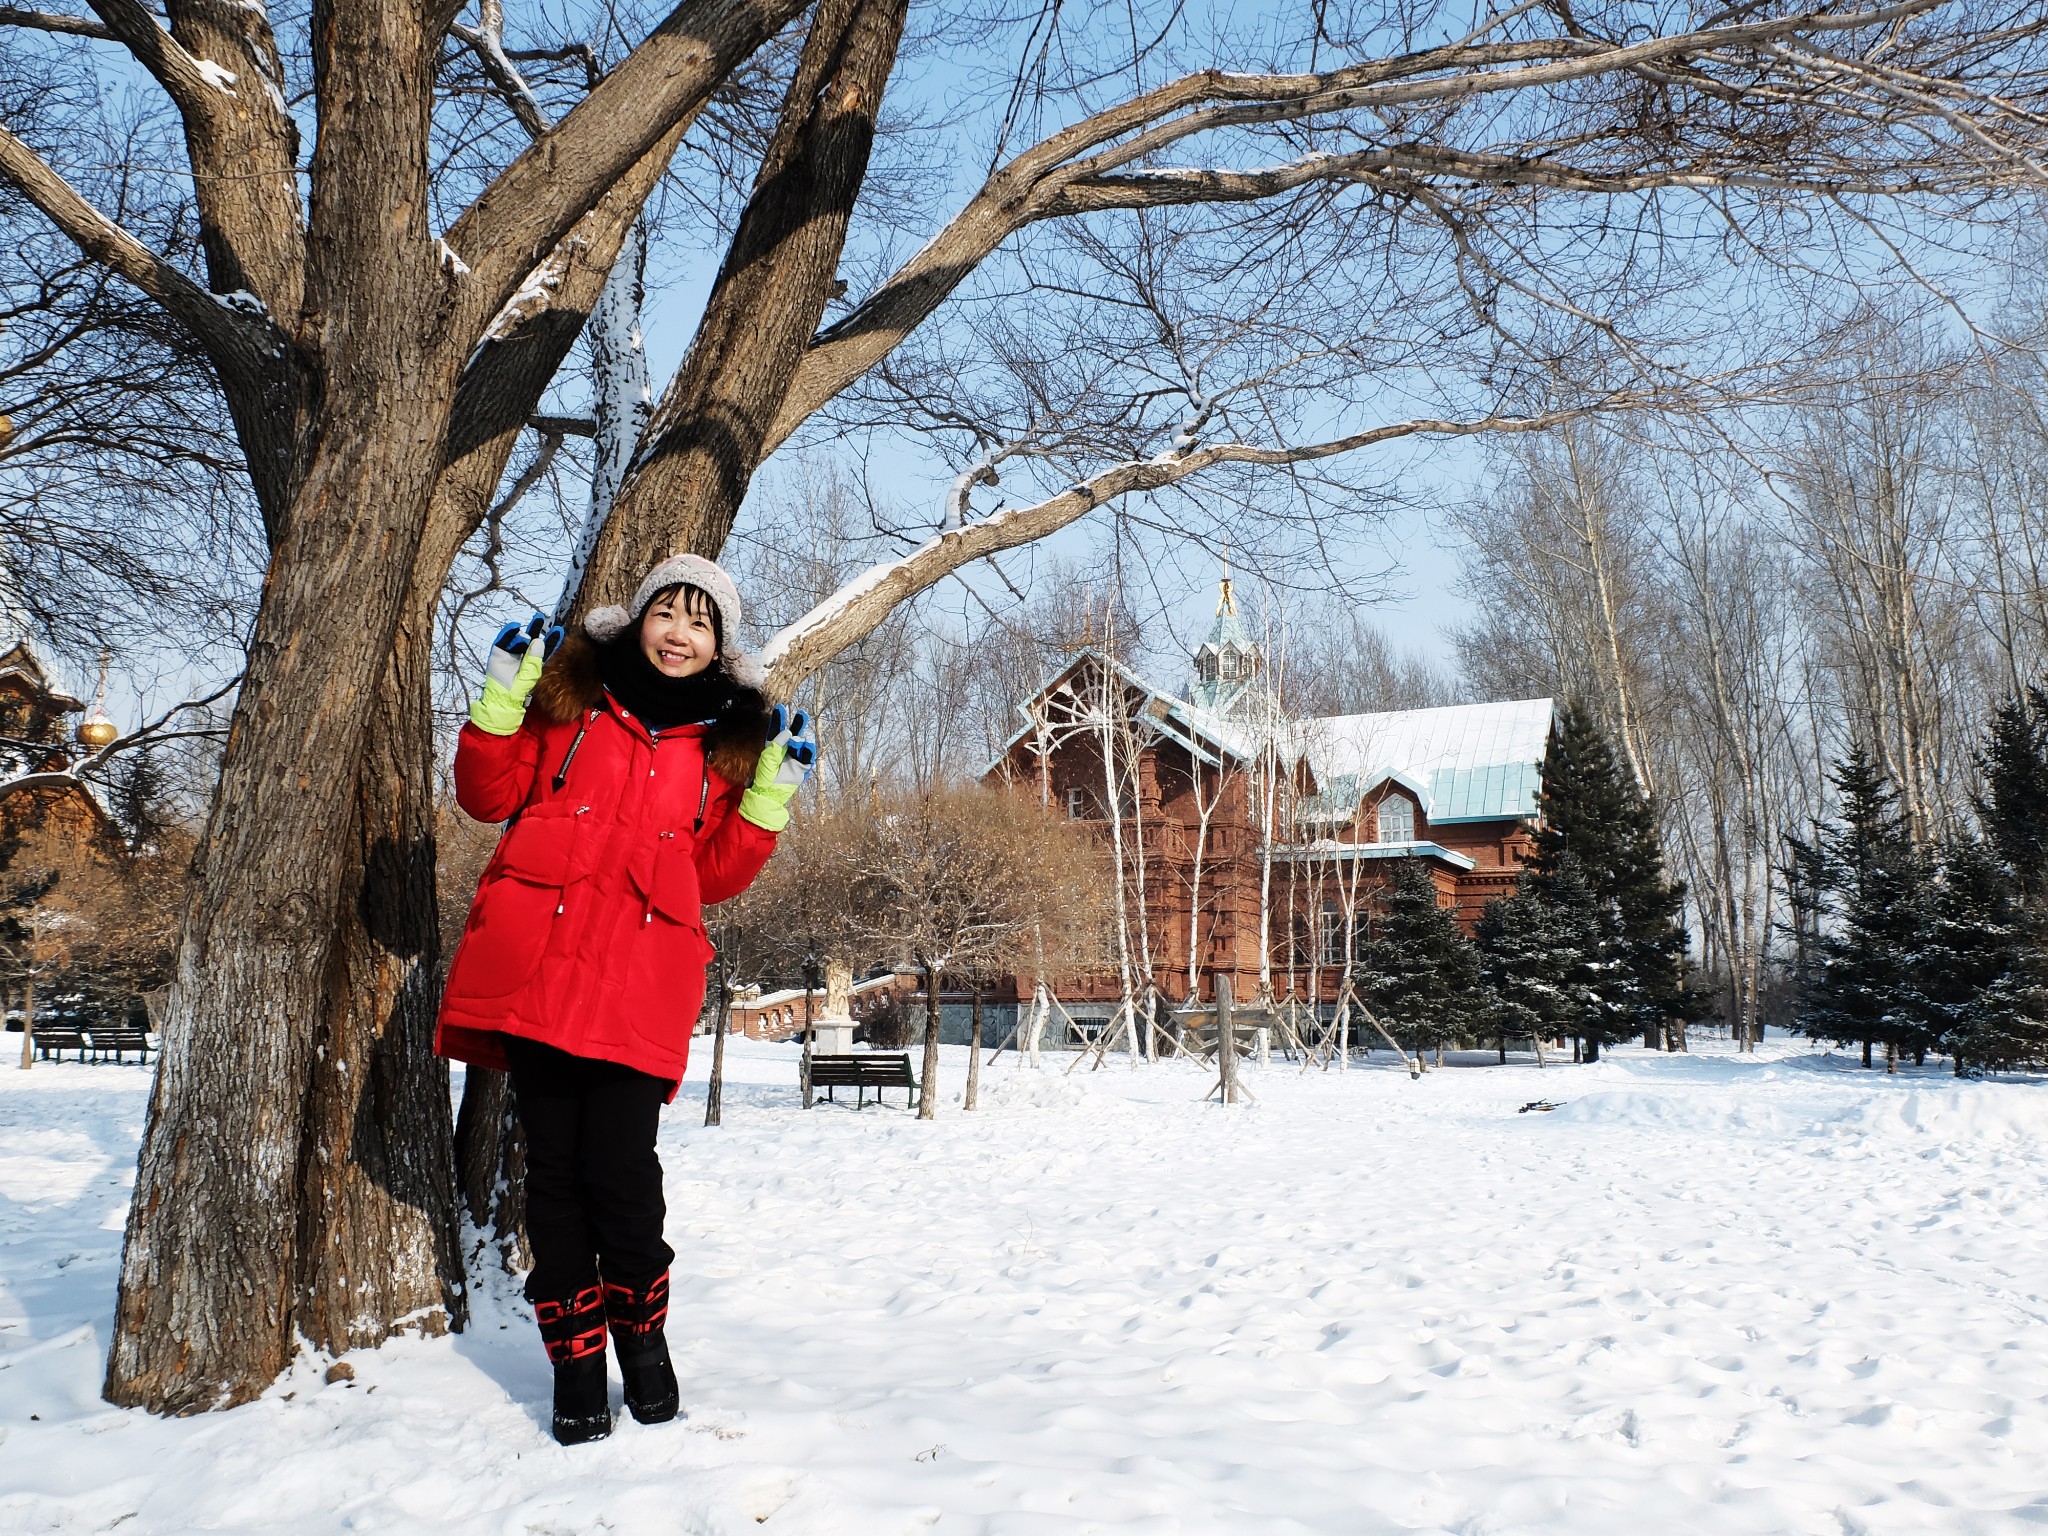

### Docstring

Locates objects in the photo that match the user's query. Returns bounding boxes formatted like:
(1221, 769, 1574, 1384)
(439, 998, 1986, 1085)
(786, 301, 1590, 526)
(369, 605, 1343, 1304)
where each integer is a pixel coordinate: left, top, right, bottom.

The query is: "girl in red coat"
(437, 554, 813, 1445)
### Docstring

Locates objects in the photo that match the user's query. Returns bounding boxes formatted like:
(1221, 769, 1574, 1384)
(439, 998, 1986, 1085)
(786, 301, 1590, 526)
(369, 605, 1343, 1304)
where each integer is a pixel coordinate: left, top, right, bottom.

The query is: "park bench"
(85, 1026, 153, 1064)
(32, 1026, 89, 1063)
(806, 1052, 916, 1110)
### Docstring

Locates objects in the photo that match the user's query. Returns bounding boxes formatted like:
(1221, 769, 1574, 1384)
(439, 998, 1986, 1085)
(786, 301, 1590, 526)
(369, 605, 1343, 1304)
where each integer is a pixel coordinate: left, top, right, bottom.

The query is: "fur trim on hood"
(532, 632, 773, 787)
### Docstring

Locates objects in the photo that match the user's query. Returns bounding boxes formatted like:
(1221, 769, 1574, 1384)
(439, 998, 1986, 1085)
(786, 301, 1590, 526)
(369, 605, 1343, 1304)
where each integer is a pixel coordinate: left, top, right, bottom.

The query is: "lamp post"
(800, 942, 822, 1109)
(704, 926, 732, 1127)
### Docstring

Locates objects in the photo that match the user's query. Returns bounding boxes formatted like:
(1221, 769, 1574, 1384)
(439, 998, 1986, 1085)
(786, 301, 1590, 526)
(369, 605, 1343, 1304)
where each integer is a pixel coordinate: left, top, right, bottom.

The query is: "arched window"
(1377, 796, 1415, 843)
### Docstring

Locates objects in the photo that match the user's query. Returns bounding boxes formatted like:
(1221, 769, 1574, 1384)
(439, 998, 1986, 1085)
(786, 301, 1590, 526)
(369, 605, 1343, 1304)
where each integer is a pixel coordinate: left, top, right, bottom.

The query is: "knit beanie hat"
(582, 553, 765, 689)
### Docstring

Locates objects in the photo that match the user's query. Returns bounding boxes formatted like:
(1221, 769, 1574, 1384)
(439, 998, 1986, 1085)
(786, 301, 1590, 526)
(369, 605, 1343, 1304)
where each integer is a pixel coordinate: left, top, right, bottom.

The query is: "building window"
(1066, 786, 1088, 819)
(1377, 796, 1414, 843)
(1319, 907, 1346, 967)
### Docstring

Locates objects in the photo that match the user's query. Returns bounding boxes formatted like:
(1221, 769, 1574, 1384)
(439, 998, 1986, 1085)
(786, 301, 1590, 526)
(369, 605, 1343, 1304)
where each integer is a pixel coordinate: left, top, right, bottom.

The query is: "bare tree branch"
(0, 6, 112, 37)
(0, 676, 241, 801)
(763, 396, 1672, 690)
(444, 0, 808, 329)
(765, 0, 1968, 449)
(0, 126, 283, 365)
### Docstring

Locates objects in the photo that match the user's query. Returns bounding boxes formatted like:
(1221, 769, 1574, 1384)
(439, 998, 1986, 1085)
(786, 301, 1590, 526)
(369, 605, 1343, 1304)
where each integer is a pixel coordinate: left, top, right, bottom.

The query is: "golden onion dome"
(76, 706, 118, 750)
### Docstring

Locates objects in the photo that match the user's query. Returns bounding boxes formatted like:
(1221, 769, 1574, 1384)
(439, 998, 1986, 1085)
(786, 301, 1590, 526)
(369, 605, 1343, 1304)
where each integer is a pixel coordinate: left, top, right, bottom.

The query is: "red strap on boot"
(603, 1272, 670, 1338)
(534, 1283, 608, 1363)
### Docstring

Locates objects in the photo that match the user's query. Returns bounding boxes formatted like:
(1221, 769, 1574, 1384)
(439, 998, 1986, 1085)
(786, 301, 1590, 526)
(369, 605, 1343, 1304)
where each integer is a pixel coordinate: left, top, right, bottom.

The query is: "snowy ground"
(3, 1037, 2047, 1534)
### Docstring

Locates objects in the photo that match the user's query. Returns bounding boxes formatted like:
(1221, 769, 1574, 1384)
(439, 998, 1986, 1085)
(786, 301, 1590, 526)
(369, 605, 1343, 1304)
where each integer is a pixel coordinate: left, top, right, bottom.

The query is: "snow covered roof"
(1278, 838, 1478, 872)
(1309, 698, 1554, 823)
(0, 640, 84, 713)
(988, 649, 1550, 825)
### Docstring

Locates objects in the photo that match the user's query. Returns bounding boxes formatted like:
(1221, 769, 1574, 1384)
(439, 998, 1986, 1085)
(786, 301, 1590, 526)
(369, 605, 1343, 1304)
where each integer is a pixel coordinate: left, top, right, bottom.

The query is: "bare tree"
(857, 781, 1104, 1116)
(1779, 323, 1987, 841)
(1454, 425, 1665, 792)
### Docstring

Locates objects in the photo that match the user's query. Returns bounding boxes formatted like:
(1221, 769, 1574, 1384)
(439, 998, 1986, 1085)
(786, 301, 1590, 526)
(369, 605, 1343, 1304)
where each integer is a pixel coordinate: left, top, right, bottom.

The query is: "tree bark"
(294, 602, 465, 1353)
(107, 0, 464, 1398)
(105, 422, 464, 1410)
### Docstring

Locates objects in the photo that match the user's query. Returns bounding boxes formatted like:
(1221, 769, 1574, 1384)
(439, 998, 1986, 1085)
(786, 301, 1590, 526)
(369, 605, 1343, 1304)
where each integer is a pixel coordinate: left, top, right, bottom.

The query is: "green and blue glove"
(469, 611, 563, 736)
(739, 705, 816, 832)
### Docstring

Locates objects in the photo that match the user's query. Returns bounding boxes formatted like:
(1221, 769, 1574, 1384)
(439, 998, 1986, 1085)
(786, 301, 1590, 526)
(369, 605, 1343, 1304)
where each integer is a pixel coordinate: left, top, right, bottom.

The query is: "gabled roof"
(1311, 698, 1554, 822)
(986, 648, 1279, 777)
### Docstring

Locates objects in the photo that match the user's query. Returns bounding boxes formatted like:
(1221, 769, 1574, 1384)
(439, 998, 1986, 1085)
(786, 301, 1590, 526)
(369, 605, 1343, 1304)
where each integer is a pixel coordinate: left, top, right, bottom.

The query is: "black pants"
(505, 1037, 675, 1303)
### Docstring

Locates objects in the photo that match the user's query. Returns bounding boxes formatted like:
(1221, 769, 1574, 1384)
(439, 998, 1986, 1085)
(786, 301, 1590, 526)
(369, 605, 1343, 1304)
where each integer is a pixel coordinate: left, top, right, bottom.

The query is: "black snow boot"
(605, 1272, 679, 1425)
(535, 1283, 613, 1445)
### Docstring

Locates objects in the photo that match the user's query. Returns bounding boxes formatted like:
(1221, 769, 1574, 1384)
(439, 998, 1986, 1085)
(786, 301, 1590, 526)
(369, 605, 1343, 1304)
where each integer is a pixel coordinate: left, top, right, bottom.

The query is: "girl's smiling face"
(639, 585, 719, 678)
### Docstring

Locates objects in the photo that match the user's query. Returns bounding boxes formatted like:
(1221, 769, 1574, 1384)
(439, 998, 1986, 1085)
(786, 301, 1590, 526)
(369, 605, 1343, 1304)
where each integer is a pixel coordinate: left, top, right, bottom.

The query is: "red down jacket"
(435, 693, 777, 1091)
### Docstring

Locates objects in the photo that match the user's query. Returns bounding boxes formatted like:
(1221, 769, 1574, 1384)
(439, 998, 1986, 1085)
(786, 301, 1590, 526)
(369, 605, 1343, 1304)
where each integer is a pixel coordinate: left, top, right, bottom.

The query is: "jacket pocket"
(451, 808, 590, 1001)
(496, 803, 592, 885)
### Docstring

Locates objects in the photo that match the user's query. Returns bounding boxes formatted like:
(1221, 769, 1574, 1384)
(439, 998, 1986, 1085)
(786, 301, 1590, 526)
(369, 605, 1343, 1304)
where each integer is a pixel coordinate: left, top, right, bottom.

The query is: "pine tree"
(1475, 862, 1605, 1060)
(1976, 687, 2048, 908)
(1357, 858, 1482, 1059)
(1792, 749, 1934, 1066)
(1918, 836, 2048, 1072)
(1529, 701, 1689, 1052)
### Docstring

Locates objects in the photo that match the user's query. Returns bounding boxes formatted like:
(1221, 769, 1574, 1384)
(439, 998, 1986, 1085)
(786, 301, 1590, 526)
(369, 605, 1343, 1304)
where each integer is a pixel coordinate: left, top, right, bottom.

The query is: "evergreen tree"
(1529, 701, 1689, 1049)
(1791, 748, 1935, 1065)
(1976, 687, 2048, 908)
(1918, 836, 2048, 1072)
(1357, 858, 1483, 1059)
(1475, 861, 1605, 1058)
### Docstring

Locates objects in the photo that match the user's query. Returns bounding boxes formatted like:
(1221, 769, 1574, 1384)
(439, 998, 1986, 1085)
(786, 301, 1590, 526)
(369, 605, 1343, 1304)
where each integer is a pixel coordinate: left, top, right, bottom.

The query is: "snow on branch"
(759, 395, 1662, 693)
(451, 0, 553, 142)
(81, 0, 249, 124)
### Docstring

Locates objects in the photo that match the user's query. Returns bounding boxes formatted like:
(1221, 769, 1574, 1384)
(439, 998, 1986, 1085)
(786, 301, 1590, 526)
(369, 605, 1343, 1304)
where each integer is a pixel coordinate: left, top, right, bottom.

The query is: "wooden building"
(0, 638, 111, 845)
(986, 580, 1554, 1015)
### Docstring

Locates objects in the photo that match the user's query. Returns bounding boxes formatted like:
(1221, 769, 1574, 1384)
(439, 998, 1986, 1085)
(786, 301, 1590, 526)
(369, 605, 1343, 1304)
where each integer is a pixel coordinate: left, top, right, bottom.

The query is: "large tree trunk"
(294, 607, 465, 1351)
(104, 419, 456, 1409)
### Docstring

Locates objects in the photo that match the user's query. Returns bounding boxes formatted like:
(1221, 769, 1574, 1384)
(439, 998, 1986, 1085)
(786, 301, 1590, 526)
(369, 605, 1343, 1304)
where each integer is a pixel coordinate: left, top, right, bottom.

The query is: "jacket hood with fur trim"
(531, 631, 774, 788)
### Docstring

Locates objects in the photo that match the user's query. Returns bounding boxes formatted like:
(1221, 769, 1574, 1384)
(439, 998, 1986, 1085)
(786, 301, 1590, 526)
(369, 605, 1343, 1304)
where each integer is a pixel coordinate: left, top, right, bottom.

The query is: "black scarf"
(596, 637, 735, 732)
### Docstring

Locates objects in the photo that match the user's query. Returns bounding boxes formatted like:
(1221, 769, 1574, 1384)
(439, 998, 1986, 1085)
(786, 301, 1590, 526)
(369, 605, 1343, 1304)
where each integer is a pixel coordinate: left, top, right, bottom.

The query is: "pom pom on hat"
(583, 604, 633, 642)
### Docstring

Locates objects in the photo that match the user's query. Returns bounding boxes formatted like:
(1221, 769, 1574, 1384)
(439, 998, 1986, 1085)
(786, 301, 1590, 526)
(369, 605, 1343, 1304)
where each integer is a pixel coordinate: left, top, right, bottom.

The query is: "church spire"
(1189, 555, 1263, 714)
